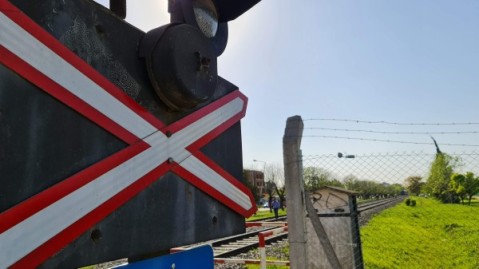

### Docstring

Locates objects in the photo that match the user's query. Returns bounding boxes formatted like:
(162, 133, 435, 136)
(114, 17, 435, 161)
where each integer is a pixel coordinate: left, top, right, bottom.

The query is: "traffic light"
(140, 0, 260, 111)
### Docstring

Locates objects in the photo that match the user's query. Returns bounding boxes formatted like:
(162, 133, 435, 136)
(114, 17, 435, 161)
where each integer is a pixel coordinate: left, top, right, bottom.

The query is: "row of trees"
(245, 163, 407, 210)
(405, 152, 479, 205)
(303, 167, 404, 199)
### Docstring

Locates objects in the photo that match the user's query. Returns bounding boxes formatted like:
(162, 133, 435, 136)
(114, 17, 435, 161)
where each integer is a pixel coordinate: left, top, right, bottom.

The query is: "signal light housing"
(141, 0, 261, 111)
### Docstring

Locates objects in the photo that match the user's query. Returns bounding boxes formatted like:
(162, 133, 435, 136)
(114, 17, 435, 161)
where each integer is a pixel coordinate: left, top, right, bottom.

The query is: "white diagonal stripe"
(180, 155, 252, 210)
(0, 12, 157, 139)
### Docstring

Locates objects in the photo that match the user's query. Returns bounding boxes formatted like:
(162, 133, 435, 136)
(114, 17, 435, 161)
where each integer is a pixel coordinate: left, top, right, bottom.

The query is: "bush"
(405, 198, 416, 206)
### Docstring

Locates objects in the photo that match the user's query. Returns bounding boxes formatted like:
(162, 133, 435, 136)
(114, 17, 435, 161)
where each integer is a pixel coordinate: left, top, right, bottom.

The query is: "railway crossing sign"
(0, 0, 256, 267)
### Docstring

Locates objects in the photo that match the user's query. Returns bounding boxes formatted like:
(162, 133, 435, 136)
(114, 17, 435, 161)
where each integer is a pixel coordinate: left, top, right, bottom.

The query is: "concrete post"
(283, 116, 307, 269)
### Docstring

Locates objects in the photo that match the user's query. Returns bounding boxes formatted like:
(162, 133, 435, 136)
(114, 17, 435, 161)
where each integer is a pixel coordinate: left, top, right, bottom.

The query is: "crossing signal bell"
(140, 0, 260, 111)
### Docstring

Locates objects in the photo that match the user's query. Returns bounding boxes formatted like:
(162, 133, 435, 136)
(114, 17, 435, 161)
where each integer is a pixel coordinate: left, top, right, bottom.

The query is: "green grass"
(361, 197, 479, 269)
(246, 209, 287, 221)
(246, 264, 289, 269)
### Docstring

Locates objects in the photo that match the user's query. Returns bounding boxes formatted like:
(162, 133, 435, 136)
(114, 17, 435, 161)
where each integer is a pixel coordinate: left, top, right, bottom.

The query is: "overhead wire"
(294, 118, 479, 147)
(301, 135, 479, 147)
(302, 127, 479, 135)
(303, 118, 479, 126)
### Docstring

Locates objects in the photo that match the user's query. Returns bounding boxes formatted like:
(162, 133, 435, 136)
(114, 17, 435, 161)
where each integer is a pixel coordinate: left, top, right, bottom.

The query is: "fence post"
(258, 227, 289, 269)
(283, 115, 307, 269)
(259, 233, 267, 269)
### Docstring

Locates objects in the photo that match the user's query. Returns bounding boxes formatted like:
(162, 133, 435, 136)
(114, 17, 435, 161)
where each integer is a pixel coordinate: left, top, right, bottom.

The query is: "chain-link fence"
(302, 151, 479, 185)
(283, 116, 479, 268)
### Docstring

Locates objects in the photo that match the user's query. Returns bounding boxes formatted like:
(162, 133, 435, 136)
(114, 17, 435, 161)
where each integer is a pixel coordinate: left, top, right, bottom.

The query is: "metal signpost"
(118, 245, 214, 269)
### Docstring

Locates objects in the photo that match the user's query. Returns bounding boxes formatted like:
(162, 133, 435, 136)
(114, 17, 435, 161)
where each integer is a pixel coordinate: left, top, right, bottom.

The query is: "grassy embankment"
(361, 197, 479, 269)
(246, 208, 287, 221)
(247, 197, 479, 269)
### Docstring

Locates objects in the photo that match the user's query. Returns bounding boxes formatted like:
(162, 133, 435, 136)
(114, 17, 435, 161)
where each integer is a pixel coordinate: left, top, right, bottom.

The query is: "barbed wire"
(303, 118, 479, 126)
(303, 127, 479, 135)
(300, 135, 479, 147)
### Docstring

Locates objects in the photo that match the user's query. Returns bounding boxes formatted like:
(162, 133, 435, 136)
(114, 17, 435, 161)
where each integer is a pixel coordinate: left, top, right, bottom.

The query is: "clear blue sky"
(96, 0, 479, 171)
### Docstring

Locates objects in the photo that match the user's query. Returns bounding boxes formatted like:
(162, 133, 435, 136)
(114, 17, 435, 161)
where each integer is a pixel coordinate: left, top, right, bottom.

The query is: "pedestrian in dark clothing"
(272, 198, 280, 219)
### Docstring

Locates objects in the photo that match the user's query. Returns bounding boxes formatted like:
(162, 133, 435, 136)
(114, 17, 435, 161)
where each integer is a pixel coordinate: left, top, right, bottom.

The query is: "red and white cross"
(0, 1, 256, 267)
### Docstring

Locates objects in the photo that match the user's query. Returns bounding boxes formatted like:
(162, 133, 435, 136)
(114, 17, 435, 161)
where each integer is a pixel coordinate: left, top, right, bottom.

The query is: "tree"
(263, 162, 285, 211)
(463, 172, 479, 205)
(404, 176, 424, 196)
(451, 172, 479, 205)
(343, 175, 360, 191)
(303, 167, 343, 191)
(426, 152, 458, 203)
(359, 180, 381, 199)
(391, 183, 405, 196)
(343, 176, 403, 199)
(269, 163, 286, 210)
(329, 178, 344, 188)
(450, 173, 466, 204)
(274, 185, 287, 210)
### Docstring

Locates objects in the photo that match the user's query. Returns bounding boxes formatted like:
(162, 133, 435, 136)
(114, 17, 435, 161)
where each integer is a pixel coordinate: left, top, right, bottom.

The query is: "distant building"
(244, 169, 265, 198)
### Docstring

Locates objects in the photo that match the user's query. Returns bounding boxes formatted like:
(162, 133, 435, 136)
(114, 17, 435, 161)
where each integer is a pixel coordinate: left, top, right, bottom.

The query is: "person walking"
(272, 198, 280, 219)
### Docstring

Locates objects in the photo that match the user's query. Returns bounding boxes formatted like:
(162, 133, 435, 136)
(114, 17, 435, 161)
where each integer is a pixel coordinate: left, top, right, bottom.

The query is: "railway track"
(173, 196, 405, 260)
(87, 197, 406, 268)
(171, 222, 288, 258)
(357, 196, 404, 211)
